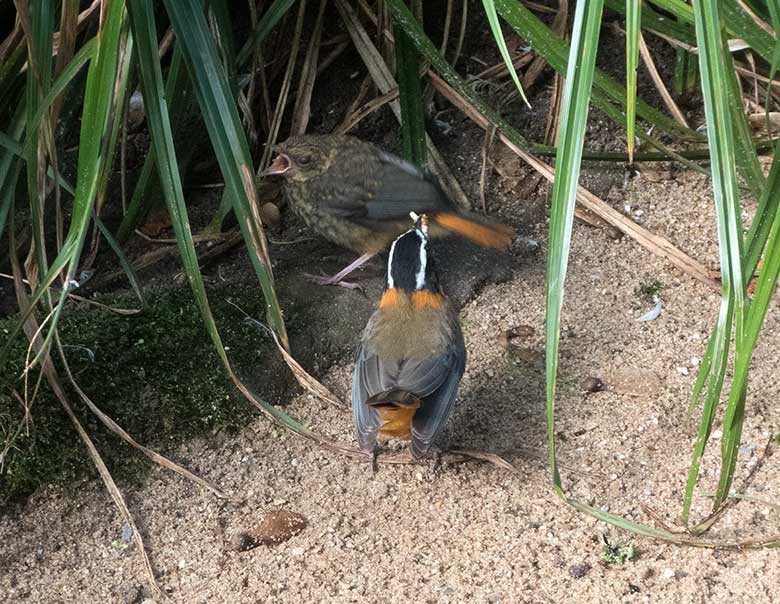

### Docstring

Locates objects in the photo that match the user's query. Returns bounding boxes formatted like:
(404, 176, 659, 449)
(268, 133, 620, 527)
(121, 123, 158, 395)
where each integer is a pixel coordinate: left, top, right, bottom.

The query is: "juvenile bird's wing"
(322, 150, 452, 226)
(411, 323, 466, 458)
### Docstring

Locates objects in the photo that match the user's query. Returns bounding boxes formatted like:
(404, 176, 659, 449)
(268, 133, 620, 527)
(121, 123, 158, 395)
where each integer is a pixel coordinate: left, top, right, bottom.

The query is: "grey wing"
(410, 324, 466, 458)
(352, 338, 397, 451)
(360, 152, 452, 221)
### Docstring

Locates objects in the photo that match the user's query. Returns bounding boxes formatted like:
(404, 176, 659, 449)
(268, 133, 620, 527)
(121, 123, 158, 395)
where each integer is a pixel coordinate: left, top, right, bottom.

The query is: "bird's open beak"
(262, 152, 291, 176)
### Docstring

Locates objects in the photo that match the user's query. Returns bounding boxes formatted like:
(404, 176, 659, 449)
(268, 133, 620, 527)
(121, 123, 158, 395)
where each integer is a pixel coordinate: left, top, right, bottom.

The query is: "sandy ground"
(2, 151, 780, 604)
(2, 15, 780, 602)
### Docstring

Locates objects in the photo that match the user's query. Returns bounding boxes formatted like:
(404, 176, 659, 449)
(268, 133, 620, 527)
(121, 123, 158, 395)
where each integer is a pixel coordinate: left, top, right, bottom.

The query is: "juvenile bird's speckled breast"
(284, 180, 397, 255)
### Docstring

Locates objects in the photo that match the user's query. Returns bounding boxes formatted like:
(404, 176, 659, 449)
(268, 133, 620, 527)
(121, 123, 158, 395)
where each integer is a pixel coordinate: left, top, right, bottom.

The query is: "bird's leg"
(429, 447, 443, 477)
(304, 252, 374, 289)
(369, 447, 379, 477)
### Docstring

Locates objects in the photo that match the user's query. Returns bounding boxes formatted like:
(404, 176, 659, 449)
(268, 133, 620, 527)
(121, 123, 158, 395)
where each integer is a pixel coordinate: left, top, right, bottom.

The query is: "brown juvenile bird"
(263, 134, 514, 287)
(352, 214, 466, 458)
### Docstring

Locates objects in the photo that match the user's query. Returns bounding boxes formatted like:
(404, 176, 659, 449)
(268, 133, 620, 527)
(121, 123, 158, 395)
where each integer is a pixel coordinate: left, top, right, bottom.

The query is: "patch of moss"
(634, 277, 664, 304)
(0, 284, 275, 506)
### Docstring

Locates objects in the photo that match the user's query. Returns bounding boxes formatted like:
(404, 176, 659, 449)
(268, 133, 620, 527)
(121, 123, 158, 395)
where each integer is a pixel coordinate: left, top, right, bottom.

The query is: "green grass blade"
(393, 20, 427, 166)
(386, 0, 538, 154)
(745, 140, 780, 281)
(162, 0, 288, 348)
(91, 211, 145, 308)
(625, 0, 640, 163)
(20, 38, 95, 158)
(606, 0, 696, 45)
(722, 40, 765, 203)
(683, 0, 748, 522)
(768, 0, 780, 32)
(545, 0, 605, 494)
(236, 0, 297, 66)
(482, 0, 530, 108)
(23, 0, 56, 277)
(0, 104, 25, 241)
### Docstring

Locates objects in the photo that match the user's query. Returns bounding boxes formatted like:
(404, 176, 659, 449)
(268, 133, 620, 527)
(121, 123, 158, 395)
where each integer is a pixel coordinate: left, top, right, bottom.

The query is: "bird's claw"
(304, 272, 363, 290)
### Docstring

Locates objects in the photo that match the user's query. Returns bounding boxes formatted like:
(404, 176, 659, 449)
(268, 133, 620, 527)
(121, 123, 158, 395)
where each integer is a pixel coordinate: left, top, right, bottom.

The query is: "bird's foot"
(304, 272, 363, 290)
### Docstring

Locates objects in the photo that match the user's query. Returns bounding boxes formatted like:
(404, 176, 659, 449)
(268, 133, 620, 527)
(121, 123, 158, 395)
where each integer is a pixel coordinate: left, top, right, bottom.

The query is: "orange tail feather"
(430, 212, 514, 250)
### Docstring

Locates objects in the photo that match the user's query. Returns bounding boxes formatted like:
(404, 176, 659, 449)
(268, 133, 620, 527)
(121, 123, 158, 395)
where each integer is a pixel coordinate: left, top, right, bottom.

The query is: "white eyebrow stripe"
(387, 229, 413, 288)
(415, 229, 427, 290)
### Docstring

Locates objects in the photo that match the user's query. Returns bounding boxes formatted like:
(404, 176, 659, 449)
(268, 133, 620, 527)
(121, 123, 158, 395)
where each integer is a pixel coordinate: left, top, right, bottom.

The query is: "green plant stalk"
(162, 0, 288, 348)
(393, 22, 427, 167)
(625, 0, 640, 162)
(23, 0, 56, 280)
(544, 0, 605, 493)
(684, 0, 748, 522)
(722, 38, 765, 204)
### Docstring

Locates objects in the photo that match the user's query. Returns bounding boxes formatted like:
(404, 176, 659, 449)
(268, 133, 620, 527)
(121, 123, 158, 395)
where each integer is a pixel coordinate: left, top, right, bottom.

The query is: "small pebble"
(582, 376, 606, 393)
(569, 563, 591, 578)
(607, 226, 624, 240)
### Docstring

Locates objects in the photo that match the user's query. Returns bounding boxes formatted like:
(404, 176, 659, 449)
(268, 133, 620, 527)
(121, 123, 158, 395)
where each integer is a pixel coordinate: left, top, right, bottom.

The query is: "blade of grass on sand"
(482, 0, 531, 108)
(683, 0, 747, 525)
(393, 17, 427, 166)
(625, 0, 640, 162)
(544, 0, 604, 494)
(162, 0, 288, 348)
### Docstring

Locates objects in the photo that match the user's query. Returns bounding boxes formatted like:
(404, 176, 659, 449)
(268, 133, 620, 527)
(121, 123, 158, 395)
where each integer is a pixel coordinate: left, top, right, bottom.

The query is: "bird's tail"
(429, 212, 514, 250)
(366, 389, 421, 440)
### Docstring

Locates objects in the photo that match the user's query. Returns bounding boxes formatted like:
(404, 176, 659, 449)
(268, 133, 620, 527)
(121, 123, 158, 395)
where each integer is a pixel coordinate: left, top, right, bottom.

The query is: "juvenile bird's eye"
(297, 155, 312, 166)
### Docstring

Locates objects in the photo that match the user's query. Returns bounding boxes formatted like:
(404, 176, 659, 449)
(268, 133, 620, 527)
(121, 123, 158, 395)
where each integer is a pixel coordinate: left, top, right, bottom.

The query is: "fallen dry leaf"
(229, 510, 307, 552)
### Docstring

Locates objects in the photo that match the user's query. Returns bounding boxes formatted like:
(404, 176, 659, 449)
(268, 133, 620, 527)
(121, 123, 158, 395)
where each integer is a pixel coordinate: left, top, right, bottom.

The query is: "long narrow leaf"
(482, 0, 530, 107)
(684, 0, 748, 522)
(545, 0, 605, 493)
(1, 2, 128, 372)
(626, 0, 640, 163)
(236, 0, 297, 65)
(393, 20, 427, 166)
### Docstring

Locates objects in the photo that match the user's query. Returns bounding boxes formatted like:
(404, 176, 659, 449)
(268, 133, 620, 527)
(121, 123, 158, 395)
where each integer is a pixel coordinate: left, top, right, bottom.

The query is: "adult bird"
(352, 213, 466, 459)
(263, 134, 513, 288)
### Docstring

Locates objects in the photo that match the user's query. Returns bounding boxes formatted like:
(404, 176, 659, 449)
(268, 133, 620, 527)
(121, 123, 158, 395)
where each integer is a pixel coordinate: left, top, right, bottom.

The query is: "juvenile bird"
(352, 213, 466, 458)
(263, 134, 514, 287)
